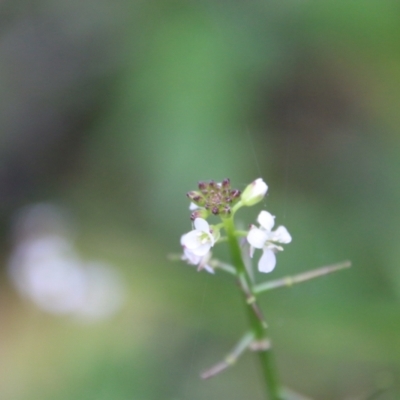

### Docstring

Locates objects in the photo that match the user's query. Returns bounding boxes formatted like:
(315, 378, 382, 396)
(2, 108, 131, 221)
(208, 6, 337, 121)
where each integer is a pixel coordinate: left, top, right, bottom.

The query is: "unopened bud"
(222, 178, 230, 188)
(230, 189, 241, 198)
(190, 208, 210, 221)
(241, 178, 268, 206)
(198, 181, 207, 191)
(187, 191, 205, 206)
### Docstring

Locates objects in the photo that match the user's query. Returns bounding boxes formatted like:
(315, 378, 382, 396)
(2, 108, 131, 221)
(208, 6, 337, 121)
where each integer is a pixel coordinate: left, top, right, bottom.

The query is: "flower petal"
(203, 264, 215, 274)
(272, 226, 292, 244)
(249, 245, 255, 258)
(180, 231, 201, 249)
(258, 249, 276, 273)
(182, 248, 202, 265)
(194, 218, 209, 232)
(247, 226, 268, 249)
(257, 211, 275, 231)
(189, 202, 199, 211)
(190, 242, 212, 256)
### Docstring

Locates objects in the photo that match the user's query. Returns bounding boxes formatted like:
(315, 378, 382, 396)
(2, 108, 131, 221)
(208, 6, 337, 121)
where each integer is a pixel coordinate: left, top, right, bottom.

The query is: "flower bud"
(198, 181, 207, 191)
(230, 189, 241, 199)
(190, 208, 210, 221)
(240, 178, 268, 206)
(221, 178, 230, 188)
(211, 206, 219, 215)
(187, 191, 205, 206)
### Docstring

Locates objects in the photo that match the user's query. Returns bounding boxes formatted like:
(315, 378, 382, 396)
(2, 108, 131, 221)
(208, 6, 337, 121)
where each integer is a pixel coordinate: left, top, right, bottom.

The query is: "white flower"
(181, 218, 216, 256)
(180, 218, 220, 274)
(247, 210, 291, 273)
(241, 178, 268, 206)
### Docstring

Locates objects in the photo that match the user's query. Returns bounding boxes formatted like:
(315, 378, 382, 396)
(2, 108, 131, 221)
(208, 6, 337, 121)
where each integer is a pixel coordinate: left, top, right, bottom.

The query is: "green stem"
(222, 216, 283, 400)
(201, 331, 255, 379)
(253, 261, 352, 295)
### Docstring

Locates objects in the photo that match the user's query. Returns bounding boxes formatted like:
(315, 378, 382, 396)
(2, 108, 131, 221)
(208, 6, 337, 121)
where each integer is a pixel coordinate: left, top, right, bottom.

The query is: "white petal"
(247, 227, 268, 249)
(258, 249, 276, 273)
(180, 231, 202, 249)
(203, 264, 215, 274)
(249, 245, 255, 258)
(253, 178, 268, 195)
(182, 248, 201, 265)
(194, 218, 209, 232)
(257, 211, 275, 231)
(196, 252, 213, 271)
(189, 202, 199, 211)
(190, 242, 212, 256)
(272, 226, 292, 244)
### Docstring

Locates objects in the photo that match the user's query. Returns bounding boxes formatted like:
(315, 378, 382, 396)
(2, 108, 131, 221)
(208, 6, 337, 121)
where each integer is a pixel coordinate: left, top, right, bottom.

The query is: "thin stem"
(223, 216, 283, 400)
(253, 261, 351, 295)
(209, 259, 237, 275)
(235, 230, 249, 237)
(201, 331, 255, 379)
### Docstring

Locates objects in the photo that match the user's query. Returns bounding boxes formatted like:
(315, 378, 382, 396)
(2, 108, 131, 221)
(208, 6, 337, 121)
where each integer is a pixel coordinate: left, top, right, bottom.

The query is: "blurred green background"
(0, 1, 399, 399)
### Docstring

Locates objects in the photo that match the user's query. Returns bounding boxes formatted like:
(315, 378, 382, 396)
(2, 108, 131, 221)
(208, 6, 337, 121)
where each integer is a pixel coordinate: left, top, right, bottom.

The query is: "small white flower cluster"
(180, 178, 291, 274)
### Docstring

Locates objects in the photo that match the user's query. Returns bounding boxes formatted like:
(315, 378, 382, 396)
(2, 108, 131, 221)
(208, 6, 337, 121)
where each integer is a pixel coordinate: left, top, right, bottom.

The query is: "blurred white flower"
(73, 262, 125, 321)
(7, 203, 126, 322)
(247, 210, 291, 273)
(8, 236, 86, 314)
